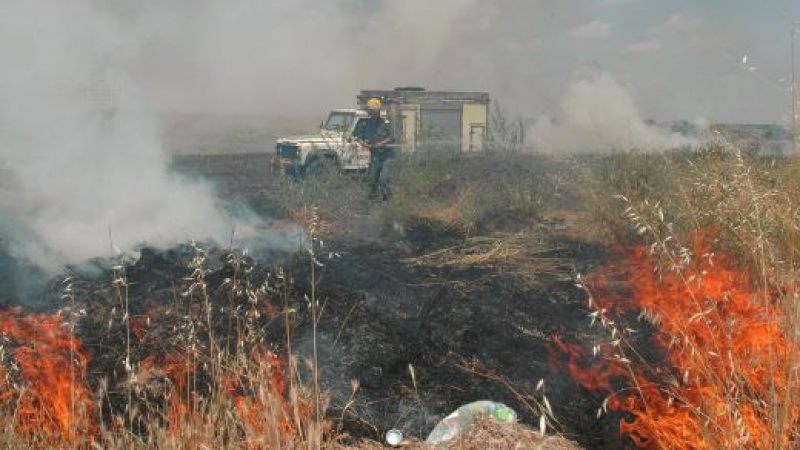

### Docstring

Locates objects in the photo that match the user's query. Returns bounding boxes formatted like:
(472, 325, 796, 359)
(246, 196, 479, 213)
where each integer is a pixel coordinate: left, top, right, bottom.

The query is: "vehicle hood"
(278, 132, 344, 145)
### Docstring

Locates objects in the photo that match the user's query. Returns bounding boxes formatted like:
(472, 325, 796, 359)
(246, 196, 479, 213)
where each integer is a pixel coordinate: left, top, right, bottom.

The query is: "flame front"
(0, 308, 95, 445)
(553, 230, 800, 449)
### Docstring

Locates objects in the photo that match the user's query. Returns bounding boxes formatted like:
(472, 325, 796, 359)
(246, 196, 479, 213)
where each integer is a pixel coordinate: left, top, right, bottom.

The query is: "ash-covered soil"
(168, 153, 632, 449)
(0, 153, 634, 449)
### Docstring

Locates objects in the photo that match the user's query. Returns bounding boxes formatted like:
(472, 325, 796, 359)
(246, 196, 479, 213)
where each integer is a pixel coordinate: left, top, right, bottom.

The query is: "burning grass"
(0, 150, 595, 449)
(6, 143, 800, 449)
(552, 145, 800, 449)
(0, 308, 95, 446)
(558, 233, 799, 449)
(0, 243, 331, 449)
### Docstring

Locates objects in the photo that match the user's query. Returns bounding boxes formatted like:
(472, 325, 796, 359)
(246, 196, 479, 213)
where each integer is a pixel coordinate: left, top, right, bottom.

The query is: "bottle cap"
(495, 406, 512, 422)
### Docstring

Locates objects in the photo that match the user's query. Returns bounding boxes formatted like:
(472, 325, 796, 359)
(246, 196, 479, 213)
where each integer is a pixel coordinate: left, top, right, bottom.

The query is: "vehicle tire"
(304, 156, 338, 178)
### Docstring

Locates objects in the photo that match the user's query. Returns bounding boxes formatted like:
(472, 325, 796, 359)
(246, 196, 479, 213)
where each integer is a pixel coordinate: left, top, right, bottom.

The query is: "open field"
(171, 152, 615, 446)
(1, 145, 799, 449)
(1, 1, 797, 448)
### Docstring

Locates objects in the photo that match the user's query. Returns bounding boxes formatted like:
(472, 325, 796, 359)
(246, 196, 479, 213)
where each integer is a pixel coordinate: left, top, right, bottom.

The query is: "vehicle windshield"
(323, 112, 355, 132)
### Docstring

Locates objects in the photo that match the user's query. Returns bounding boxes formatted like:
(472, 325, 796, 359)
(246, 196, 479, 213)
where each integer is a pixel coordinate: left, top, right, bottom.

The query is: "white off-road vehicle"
(273, 88, 491, 176)
(274, 109, 373, 176)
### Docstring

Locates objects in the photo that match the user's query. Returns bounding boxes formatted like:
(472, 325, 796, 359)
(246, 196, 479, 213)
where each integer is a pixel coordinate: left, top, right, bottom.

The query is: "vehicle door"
(346, 118, 371, 169)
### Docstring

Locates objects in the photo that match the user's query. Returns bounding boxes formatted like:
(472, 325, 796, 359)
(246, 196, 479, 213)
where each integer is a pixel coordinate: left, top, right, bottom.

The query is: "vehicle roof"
(358, 88, 490, 105)
(330, 109, 367, 116)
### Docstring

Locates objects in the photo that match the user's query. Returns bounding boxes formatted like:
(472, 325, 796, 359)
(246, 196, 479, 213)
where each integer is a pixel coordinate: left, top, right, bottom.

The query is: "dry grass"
(20, 143, 800, 449)
(401, 230, 567, 291)
(383, 153, 555, 236)
(579, 143, 800, 449)
(0, 151, 571, 450)
(0, 239, 334, 449)
(272, 152, 556, 240)
(0, 333, 330, 450)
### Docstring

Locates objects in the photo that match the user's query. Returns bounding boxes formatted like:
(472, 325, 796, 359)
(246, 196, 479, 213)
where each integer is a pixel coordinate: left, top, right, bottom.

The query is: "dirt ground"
(169, 153, 631, 449)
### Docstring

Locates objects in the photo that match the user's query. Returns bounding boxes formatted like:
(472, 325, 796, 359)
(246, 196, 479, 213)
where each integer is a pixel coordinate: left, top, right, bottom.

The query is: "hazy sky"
(2, 0, 796, 123)
(514, 0, 791, 123)
(85, 0, 794, 124)
(349, 0, 791, 124)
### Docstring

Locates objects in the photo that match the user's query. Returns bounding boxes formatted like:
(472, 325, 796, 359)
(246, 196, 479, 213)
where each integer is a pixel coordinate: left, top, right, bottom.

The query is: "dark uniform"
(354, 116, 395, 200)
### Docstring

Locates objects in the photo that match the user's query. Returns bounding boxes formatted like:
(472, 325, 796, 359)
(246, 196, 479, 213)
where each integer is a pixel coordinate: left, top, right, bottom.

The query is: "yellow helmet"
(367, 98, 382, 110)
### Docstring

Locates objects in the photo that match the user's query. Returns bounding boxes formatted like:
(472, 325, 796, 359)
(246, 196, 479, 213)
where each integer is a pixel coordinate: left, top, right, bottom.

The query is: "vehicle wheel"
(304, 157, 338, 178)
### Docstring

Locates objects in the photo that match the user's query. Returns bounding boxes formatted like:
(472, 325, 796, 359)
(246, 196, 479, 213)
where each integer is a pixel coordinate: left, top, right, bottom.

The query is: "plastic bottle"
(425, 400, 517, 445)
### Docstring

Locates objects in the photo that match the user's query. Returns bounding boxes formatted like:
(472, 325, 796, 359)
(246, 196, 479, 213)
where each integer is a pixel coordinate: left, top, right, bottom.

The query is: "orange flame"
(137, 347, 301, 445)
(0, 307, 96, 446)
(553, 230, 799, 449)
(130, 305, 167, 341)
(0, 295, 301, 448)
(226, 350, 298, 439)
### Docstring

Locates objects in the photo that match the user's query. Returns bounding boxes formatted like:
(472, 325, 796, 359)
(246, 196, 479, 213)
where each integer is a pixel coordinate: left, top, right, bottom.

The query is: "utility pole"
(792, 18, 798, 152)
(788, 0, 799, 153)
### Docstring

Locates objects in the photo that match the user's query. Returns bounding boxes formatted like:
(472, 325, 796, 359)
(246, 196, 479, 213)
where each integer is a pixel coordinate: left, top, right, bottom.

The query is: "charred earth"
(0, 153, 635, 448)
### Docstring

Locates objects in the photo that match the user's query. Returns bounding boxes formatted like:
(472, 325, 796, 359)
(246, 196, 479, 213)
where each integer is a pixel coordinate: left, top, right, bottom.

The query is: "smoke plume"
(531, 73, 696, 153)
(0, 0, 257, 275)
(0, 0, 760, 276)
(0, 0, 541, 275)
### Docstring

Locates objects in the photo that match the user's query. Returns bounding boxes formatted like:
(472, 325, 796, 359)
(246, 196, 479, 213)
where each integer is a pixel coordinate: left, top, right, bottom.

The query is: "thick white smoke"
(0, 0, 251, 274)
(0, 0, 733, 274)
(2, 0, 538, 274)
(136, 0, 500, 116)
(532, 73, 697, 152)
(2, 0, 522, 274)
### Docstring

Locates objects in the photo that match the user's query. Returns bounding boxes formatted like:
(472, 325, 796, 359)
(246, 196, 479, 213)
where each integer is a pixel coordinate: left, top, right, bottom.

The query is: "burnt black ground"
(302, 234, 621, 448)
(169, 153, 634, 449)
(0, 153, 635, 449)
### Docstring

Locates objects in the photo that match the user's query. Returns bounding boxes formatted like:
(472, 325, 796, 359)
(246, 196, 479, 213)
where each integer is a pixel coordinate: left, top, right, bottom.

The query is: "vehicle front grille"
(276, 144, 299, 159)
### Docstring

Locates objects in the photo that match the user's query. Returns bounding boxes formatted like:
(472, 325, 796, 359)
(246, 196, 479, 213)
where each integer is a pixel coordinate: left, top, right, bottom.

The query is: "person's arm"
(352, 121, 368, 145)
(374, 121, 394, 148)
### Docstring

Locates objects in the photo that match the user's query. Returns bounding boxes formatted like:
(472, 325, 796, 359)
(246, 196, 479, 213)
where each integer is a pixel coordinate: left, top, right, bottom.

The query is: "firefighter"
(356, 98, 395, 201)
